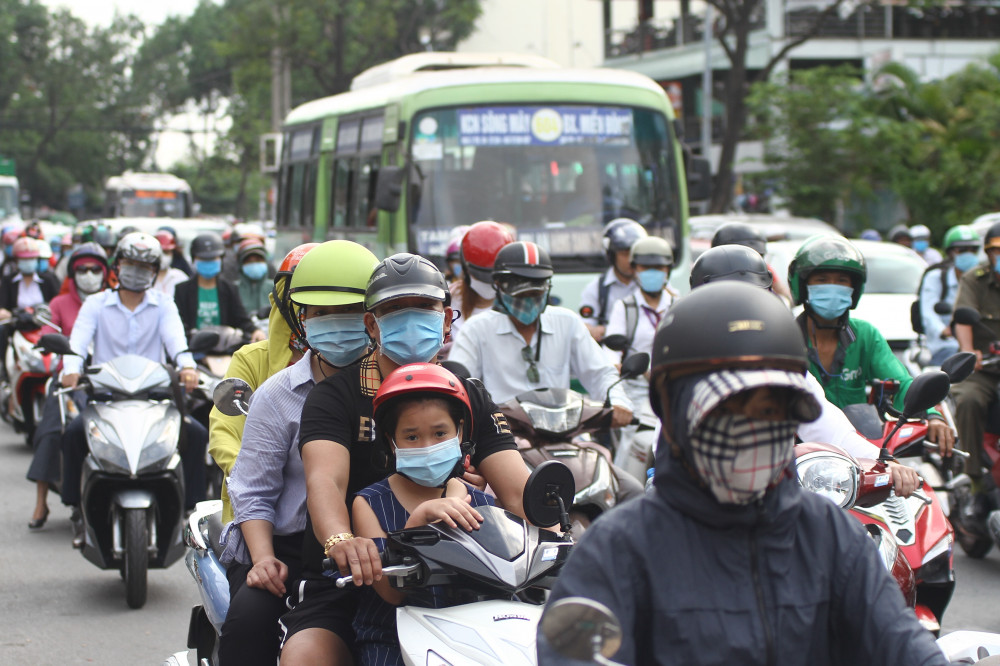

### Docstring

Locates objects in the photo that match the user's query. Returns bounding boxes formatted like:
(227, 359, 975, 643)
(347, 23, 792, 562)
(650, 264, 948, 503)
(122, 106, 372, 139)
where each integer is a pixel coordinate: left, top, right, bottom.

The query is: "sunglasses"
(521, 345, 540, 383)
(75, 266, 104, 275)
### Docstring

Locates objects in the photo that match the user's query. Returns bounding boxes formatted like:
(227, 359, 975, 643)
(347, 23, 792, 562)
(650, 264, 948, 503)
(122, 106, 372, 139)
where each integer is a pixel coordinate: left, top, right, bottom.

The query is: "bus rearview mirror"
(687, 157, 712, 202)
(374, 166, 405, 213)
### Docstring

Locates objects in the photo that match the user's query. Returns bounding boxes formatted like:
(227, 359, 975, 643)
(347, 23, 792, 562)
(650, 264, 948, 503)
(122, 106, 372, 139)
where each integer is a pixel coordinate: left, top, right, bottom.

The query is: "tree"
(706, 0, 855, 213)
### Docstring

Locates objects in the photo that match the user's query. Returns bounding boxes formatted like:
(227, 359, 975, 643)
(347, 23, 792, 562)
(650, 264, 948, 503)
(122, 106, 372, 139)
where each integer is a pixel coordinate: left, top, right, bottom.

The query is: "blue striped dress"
(353, 479, 495, 666)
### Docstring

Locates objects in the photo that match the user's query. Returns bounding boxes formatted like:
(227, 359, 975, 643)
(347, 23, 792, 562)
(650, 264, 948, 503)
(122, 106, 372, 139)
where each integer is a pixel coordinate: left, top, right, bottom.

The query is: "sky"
(43, 0, 222, 168)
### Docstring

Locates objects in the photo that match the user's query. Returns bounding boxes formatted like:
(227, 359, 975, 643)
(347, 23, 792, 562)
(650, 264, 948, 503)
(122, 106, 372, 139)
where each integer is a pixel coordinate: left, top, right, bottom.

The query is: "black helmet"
(365, 253, 450, 311)
(602, 218, 647, 264)
(67, 242, 108, 277)
(190, 232, 225, 260)
(984, 222, 1000, 252)
(651, 282, 808, 388)
(690, 245, 772, 290)
(492, 241, 554, 281)
(711, 222, 767, 256)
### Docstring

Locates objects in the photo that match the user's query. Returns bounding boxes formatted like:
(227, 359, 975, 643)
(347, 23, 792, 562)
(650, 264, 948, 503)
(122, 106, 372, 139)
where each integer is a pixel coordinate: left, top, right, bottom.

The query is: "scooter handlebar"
(333, 562, 422, 589)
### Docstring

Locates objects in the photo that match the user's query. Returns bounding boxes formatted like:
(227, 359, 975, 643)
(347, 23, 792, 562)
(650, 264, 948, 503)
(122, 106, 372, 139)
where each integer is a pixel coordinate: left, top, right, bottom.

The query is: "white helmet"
(113, 232, 163, 267)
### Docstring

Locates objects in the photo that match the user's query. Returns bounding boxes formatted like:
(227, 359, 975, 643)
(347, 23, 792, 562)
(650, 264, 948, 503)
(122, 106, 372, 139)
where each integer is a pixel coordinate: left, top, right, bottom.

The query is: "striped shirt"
(353, 479, 495, 666)
(220, 351, 315, 564)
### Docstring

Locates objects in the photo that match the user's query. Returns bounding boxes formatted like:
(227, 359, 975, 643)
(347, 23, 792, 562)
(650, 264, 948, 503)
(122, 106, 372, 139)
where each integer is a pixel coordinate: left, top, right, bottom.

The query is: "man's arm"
(919, 269, 946, 342)
(567, 314, 632, 425)
(301, 439, 381, 586)
(63, 296, 99, 376)
(160, 297, 196, 369)
(477, 449, 530, 519)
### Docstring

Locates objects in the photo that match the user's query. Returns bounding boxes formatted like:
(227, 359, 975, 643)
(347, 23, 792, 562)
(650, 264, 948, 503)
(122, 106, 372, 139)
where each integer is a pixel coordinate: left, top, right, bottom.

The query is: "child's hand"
(461, 464, 487, 492)
(415, 496, 484, 532)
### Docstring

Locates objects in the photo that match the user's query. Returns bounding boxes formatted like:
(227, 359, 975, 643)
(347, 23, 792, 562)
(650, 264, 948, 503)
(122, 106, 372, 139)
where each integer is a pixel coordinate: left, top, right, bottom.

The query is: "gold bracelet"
(323, 532, 355, 557)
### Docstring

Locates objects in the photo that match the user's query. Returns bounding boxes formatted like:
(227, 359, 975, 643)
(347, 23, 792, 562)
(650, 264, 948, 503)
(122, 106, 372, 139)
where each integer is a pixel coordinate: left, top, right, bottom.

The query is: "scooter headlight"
(521, 399, 583, 435)
(796, 452, 859, 508)
(88, 419, 130, 474)
(138, 417, 179, 471)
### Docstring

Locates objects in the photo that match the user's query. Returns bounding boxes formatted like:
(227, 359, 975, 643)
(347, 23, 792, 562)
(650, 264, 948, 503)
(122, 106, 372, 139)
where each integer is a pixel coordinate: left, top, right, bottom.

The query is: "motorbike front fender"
(113, 488, 156, 510)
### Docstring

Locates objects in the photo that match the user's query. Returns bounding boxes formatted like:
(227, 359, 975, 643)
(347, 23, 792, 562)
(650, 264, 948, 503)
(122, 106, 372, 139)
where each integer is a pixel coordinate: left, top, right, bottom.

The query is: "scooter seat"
(205, 510, 226, 561)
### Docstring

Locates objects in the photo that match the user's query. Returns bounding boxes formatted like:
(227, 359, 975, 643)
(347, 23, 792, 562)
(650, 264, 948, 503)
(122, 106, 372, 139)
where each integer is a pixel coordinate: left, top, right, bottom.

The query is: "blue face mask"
(4, 246, 12, 258)
(195, 259, 222, 279)
(36, 259, 49, 273)
(955, 252, 979, 273)
(377, 308, 445, 366)
(994, 256, 1000, 274)
(241, 262, 267, 281)
(807, 283, 854, 321)
(637, 268, 667, 293)
(913, 240, 930, 253)
(394, 436, 462, 487)
(17, 258, 36, 275)
(304, 313, 369, 367)
(498, 291, 546, 326)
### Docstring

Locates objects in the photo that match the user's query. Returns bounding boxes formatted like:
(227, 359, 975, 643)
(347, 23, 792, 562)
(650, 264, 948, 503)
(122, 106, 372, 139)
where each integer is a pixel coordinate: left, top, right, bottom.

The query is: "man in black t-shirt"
(279, 254, 529, 665)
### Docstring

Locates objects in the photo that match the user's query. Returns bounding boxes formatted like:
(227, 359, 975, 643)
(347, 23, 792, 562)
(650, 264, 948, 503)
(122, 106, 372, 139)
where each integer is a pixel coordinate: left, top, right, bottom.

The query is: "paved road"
(0, 424, 196, 665)
(0, 420, 998, 665)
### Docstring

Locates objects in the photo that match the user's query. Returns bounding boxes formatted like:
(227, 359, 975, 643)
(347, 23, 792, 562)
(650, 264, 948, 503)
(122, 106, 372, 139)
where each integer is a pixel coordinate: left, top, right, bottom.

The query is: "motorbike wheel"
(956, 528, 993, 559)
(951, 486, 995, 559)
(123, 508, 149, 609)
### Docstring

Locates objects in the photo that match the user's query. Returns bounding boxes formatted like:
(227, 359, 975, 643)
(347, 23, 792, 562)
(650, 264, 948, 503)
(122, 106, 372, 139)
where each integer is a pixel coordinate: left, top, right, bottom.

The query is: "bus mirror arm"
(374, 165, 406, 213)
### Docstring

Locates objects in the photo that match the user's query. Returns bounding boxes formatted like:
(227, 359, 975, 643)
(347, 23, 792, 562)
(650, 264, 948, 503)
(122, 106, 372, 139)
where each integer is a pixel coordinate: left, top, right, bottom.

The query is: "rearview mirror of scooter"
(213, 378, 253, 417)
(901, 371, 951, 420)
(523, 460, 575, 532)
(189, 330, 222, 355)
(933, 302, 953, 316)
(540, 597, 623, 665)
(619, 353, 649, 380)
(601, 334, 629, 352)
(941, 352, 977, 384)
(36, 333, 75, 356)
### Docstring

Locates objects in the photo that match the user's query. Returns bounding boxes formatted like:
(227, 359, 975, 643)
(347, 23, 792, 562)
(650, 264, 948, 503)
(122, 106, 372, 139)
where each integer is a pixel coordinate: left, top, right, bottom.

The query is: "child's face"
(393, 401, 459, 450)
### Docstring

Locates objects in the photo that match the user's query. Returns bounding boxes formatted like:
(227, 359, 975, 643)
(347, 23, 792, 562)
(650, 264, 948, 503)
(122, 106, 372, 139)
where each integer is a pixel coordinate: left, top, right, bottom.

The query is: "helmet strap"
(806, 308, 847, 331)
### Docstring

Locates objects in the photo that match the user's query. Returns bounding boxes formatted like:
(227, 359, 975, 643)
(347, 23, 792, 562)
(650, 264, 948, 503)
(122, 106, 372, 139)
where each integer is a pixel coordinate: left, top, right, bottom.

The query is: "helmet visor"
(497, 276, 550, 296)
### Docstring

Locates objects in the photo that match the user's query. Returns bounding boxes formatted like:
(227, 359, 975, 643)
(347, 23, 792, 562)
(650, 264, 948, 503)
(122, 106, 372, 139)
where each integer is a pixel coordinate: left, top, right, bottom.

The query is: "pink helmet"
(12, 237, 40, 259)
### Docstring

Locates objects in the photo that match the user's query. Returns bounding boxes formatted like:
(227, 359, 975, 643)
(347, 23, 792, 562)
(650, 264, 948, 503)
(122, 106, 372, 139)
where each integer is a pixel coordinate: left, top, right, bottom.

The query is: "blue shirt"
(220, 351, 315, 564)
(63, 288, 194, 375)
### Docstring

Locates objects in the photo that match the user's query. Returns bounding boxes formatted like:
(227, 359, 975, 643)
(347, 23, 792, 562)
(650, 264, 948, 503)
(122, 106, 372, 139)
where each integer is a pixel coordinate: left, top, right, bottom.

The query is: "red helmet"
(460, 221, 515, 283)
(3, 228, 23, 247)
(154, 230, 177, 251)
(373, 363, 473, 438)
(12, 237, 40, 259)
(276, 242, 320, 285)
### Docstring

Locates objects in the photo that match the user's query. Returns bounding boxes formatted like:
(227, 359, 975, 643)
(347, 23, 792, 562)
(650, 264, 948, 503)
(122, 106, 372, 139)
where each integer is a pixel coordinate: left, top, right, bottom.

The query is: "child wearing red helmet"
(349, 363, 494, 666)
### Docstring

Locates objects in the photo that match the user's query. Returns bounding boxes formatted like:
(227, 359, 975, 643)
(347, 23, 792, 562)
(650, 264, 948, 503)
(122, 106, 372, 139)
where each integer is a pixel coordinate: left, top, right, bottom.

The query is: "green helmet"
(943, 225, 980, 251)
(288, 240, 379, 307)
(788, 235, 867, 308)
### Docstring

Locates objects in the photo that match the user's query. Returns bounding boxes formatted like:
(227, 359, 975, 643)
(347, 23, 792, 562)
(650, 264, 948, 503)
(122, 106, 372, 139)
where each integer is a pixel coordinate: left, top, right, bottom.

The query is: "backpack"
(597, 277, 612, 326)
(910, 262, 951, 335)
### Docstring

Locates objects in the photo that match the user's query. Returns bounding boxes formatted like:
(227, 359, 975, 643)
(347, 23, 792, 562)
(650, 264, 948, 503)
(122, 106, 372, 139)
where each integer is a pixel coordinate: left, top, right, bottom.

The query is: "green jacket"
(799, 314, 937, 417)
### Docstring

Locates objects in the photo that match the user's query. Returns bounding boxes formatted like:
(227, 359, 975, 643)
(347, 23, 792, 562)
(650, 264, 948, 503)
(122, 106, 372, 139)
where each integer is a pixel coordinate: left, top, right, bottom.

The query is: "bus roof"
(105, 171, 192, 193)
(350, 52, 561, 91)
(284, 66, 669, 127)
(0, 176, 17, 187)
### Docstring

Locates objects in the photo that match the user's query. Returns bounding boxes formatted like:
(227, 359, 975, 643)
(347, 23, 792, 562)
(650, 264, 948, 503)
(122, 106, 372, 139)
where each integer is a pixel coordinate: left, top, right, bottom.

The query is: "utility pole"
(700, 3, 713, 160)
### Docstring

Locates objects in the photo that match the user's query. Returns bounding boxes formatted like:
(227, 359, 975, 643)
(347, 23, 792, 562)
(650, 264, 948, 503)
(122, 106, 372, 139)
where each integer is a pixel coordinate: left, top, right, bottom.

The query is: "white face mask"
(469, 276, 496, 301)
(74, 271, 104, 295)
(160, 254, 172, 271)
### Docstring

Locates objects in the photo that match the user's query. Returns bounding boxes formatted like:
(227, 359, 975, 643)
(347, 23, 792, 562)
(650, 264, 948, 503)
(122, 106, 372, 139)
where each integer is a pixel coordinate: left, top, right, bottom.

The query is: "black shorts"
(279, 575, 359, 652)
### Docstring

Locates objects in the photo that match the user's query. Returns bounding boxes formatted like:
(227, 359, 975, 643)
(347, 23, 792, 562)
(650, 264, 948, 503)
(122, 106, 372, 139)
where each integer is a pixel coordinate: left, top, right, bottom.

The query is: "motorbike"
(540, 597, 1000, 666)
(495, 352, 650, 531)
(0, 306, 58, 444)
(329, 459, 577, 666)
(949, 307, 1000, 558)
(600, 333, 660, 484)
(838, 365, 964, 633)
(38, 331, 218, 609)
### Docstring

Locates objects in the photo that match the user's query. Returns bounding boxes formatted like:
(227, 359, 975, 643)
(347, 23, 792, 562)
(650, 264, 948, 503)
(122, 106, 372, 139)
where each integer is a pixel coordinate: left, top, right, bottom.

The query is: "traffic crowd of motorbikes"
(6, 213, 1000, 665)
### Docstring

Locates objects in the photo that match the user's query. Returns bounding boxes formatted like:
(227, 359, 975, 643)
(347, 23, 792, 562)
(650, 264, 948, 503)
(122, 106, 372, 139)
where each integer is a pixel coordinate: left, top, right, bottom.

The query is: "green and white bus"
(275, 53, 706, 307)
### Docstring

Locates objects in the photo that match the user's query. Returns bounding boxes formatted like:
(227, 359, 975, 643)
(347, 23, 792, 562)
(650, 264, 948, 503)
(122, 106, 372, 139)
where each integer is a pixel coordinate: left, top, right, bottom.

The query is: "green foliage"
(748, 56, 1000, 235)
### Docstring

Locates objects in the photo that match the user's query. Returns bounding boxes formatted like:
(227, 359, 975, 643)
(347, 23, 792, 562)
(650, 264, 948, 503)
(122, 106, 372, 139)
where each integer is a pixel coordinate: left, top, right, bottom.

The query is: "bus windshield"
(118, 190, 187, 218)
(409, 104, 680, 270)
(0, 185, 17, 220)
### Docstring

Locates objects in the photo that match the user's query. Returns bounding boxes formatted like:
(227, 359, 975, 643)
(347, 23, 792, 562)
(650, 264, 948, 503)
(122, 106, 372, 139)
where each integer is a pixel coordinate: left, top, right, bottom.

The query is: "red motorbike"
(948, 308, 1000, 558)
(0, 306, 58, 445)
(835, 367, 962, 634)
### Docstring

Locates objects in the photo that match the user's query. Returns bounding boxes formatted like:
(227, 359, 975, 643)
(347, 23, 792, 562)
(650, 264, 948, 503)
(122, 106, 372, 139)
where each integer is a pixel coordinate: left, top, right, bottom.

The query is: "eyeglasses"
(521, 345, 540, 383)
(74, 266, 104, 275)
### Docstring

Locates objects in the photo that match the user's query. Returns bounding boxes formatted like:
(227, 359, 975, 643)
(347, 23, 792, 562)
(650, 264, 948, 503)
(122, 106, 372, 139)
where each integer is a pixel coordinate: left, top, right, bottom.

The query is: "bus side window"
(354, 156, 380, 228)
(331, 158, 354, 228)
(287, 164, 306, 227)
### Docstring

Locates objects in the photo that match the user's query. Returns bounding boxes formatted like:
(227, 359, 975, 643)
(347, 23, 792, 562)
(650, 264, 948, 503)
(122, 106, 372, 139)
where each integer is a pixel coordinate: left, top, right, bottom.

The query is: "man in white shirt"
(604, 236, 678, 479)
(60, 233, 205, 545)
(450, 241, 633, 427)
(578, 218, 646, 340)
